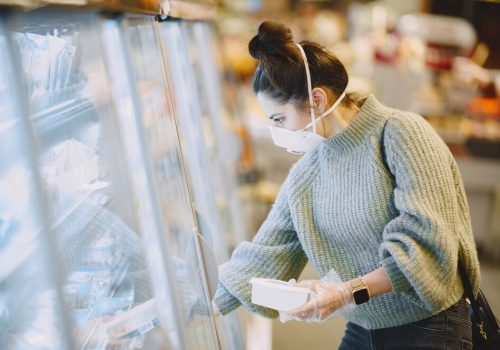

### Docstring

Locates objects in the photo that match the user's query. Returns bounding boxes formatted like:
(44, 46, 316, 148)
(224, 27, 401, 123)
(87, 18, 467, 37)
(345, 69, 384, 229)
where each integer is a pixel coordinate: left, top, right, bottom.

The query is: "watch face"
(353, 288, 370, 305)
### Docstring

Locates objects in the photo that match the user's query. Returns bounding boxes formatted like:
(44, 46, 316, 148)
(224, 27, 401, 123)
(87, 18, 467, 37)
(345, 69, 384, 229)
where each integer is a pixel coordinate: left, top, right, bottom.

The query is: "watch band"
(350, 277, 366, 290)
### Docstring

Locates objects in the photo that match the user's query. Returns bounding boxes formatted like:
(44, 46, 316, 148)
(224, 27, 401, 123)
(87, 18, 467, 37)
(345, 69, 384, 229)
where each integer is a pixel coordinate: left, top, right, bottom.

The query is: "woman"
(212, 21, 480, 349)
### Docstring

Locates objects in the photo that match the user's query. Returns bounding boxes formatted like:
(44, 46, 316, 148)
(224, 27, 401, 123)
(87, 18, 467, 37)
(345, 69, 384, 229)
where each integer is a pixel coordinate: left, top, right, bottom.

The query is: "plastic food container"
(104, 299, 158, 339)
(250, 278, 311, 311)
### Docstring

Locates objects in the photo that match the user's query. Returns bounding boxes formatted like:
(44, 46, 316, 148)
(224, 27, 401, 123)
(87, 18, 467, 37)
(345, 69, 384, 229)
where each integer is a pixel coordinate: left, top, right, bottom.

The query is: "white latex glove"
(279, 270, 354, 323)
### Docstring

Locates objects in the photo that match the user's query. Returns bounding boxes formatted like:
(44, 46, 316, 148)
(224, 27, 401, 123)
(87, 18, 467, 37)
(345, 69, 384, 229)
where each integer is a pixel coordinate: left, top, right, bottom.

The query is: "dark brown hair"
(249, 21, 355, 108)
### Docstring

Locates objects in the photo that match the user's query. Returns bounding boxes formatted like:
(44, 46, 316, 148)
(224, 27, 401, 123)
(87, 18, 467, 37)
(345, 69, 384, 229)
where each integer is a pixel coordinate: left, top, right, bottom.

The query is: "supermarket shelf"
(162, 0, 216, 21)
(0, 0, 41, 7)
(31, 98, 96, 139)
(0, 0, 162, 15)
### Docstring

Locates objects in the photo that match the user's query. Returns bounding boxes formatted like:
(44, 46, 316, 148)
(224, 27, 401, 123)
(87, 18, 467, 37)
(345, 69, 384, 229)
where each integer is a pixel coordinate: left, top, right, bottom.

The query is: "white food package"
(104, 299, 158, 339)
(250, 278, 310, 311)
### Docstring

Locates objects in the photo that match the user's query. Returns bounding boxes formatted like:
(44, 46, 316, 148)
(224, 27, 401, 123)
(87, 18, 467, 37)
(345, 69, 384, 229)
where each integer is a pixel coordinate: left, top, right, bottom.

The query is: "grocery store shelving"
(1, 3, 245, 349)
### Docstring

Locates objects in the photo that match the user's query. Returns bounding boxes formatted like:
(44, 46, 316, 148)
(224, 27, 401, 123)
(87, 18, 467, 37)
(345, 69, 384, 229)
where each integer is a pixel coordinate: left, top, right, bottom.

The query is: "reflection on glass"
(101, 19, 182, 349)
(0, 25, 67, 350)
(159, 24, 244, 349)
(9, 9, 171, 349)
(188, 22, 247, 248)
(159, 22, 227, 261)
(123, 16, 219, 350)
(178, 22, 245, 350)
(180, 22, 245, 253)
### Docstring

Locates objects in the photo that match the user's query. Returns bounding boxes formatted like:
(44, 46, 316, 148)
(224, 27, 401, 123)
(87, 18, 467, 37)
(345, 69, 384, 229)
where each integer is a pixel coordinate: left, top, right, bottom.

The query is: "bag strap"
(380, 119, 392, 176)
(458, 262, 481, 321)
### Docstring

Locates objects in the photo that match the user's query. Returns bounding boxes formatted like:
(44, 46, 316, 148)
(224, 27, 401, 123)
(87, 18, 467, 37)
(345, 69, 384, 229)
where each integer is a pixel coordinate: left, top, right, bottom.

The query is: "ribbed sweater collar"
(323, 94, 389, 157)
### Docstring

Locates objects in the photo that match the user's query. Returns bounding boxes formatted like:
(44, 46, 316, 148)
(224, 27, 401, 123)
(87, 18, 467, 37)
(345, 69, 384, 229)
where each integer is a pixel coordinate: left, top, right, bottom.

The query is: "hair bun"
(248, 21, 294, 60)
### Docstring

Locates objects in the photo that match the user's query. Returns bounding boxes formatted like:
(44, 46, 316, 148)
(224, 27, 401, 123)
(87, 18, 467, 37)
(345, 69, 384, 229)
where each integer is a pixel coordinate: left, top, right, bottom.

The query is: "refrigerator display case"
(158, 21, 228, 262)
(1, 4, 245, 350)
(178, 21, 246, 350)
(99, 17, 190, 350)
(181, 21, 246, 249)
(120, 15, 220, 350)
(6, 8, 178, 349)
(158, 20, 244, 350)
(0, 18, 72, 350)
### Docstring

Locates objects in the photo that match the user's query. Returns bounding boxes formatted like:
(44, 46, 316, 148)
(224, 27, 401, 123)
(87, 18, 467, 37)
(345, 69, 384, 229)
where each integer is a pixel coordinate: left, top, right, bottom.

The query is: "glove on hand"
(279, 270, 354, 323)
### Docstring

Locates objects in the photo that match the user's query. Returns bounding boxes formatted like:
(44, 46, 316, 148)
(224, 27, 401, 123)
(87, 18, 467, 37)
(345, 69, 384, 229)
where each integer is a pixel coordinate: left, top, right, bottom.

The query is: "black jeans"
(339, 297, 473, 350)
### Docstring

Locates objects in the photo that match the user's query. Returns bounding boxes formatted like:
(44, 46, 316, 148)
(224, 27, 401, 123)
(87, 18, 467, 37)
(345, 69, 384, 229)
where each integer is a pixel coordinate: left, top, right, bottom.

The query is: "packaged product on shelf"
(13, 31, 77, 98)
(54, 197, 154, 339)
(13, 32, 51, 97)
(46, 35, 67, 92)
(104, 299, 158, 340)
(81, 229, 117, 267)
(56, 43, 76, 90)
(41, 139, 99, 199)
(93, 296, 134, 317)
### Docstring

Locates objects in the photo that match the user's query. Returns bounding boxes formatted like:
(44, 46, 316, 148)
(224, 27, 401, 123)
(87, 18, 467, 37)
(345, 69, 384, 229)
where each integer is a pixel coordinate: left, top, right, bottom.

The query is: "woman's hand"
(279, 271, 353, 323)
(279, 267, 393, 323)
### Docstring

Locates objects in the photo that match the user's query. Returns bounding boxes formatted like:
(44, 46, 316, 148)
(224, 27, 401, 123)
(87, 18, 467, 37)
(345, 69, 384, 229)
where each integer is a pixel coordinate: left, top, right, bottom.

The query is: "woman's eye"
(273, 118, 285, 125)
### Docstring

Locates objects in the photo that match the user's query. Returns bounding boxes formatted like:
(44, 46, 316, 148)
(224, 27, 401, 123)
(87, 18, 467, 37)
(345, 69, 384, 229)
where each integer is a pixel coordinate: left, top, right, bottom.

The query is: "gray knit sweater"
(213, 95, 480, 329)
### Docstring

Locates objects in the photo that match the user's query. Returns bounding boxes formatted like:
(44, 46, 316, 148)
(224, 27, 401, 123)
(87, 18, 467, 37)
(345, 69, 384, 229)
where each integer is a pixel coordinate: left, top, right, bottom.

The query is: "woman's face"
(257, 92, 310, 131)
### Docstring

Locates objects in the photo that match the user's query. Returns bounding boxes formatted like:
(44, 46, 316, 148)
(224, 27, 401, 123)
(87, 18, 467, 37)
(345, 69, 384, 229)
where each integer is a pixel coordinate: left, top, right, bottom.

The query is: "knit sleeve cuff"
(213, 282, 242, 316)
(380, 257, 412, 293)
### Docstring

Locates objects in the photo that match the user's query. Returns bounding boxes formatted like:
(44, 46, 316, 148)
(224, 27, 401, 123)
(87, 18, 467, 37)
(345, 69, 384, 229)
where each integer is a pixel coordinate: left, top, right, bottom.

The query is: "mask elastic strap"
(301, 91, 346, 131)
(295, 43, 316, 133)
(296, 43, 346, 134)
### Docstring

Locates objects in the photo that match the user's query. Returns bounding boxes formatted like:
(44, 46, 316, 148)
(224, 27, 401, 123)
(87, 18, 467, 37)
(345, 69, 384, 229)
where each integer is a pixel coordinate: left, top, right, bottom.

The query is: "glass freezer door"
(159, 21, 244, 350)
(181, 21, 247, 250)
(99, 18, 186, 350)
(179, 22, 245, 350)
(8, 8, 176, 349)
(0, 18, 72, 350)
(158, 21, 228, 263)
(121, 16, 220, 350)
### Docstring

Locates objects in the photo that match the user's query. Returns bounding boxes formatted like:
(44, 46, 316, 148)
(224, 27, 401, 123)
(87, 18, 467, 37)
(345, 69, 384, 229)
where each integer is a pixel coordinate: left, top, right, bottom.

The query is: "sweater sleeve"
(213, 178, 308, 318)
(378, 113, 464, 312)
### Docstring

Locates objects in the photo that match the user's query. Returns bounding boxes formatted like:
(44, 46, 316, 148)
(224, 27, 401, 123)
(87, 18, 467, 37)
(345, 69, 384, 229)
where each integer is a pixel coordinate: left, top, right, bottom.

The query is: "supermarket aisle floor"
(272, 261, 500, 350)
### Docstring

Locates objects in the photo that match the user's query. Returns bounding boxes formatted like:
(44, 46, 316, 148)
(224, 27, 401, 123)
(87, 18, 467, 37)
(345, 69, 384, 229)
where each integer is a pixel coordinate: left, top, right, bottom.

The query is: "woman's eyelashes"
(271, 116, 285, 125)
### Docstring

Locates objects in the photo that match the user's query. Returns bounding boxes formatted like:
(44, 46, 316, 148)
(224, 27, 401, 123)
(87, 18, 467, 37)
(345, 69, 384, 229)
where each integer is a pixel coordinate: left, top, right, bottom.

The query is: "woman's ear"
(311, 87, 328, 112)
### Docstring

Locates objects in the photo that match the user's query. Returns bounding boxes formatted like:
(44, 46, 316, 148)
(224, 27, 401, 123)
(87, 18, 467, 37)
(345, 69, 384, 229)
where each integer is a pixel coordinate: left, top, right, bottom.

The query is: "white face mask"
(268, 43, 346, 154)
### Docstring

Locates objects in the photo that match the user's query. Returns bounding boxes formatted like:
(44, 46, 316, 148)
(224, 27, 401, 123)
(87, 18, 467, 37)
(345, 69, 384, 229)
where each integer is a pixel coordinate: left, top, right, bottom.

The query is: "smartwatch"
(350, 277, 370, 305)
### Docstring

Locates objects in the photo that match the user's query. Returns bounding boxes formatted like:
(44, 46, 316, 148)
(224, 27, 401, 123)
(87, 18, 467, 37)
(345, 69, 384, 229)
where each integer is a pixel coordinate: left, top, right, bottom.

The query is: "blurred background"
(0, 0, 498, 349)
(215, 1, 500, 348)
